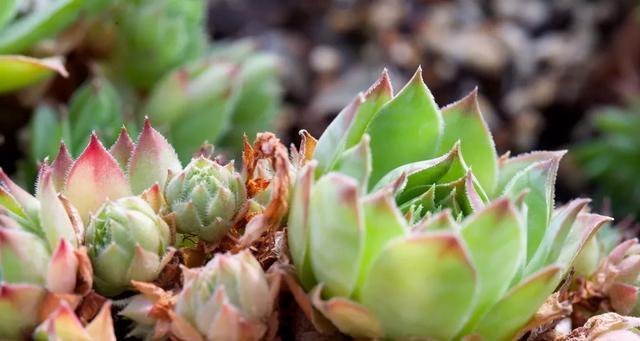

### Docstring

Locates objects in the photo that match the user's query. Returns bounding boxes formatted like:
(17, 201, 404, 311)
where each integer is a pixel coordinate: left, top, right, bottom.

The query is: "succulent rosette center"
(165, 157, 247, 243)
(86, 196, 171, 296)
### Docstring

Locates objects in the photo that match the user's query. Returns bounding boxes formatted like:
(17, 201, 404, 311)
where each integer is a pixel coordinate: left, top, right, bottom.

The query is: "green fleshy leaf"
(458, 199, 525, 336)
(0, 56, 67, 94)
(128, 120, 182, 194)
(0, 186, 27, 220)
(524, 199, 589, 277)
(314, 70, 392, 175)
(473, 266, 561, 341)
(360, 233, 476, 340)
(437, 89, 497, 194)
(495, 151, 565, 197)
(366, 68, 442, 186)
(554, 213, 612, 273)
(353, 190, 406, 299)
(503, 159, 559, 261)
(333, 135, 371, 192)
(0, 0, 85, 54)
(373, 143, 459, 201)
(412, 209, 458, 232)
(399, 185, 436, 214)
(309, 174, 363, 298)
(287, 163, 317, 289)
(312, 287, 384, 338)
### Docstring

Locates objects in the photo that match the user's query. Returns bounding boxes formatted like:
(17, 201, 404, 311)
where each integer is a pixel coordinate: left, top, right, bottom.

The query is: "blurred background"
(1, 0, 639, 220)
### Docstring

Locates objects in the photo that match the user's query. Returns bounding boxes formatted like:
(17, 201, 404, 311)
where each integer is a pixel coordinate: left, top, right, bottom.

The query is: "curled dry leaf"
(76, 291, 107, 325)
(239, 133, 290, 248)
(565, 313, 640, 341)
(522, 293, 573, 340)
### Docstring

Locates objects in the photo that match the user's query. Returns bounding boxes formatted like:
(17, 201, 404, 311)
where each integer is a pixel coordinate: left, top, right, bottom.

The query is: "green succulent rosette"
(288, 69, 612, 340)
(165, 157, 247, 244)
(85, 196, 171, 296)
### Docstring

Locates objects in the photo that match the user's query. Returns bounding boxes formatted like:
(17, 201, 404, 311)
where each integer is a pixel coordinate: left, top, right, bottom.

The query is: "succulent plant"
(173, 250, 274, 341)
(142, 43, 282, 161)
(33, 301, 116, 341)
(0, 166, 84, 338)
(573, 101, 640, 218)
(165, 157, 247, 244)
(22, 76, 126, 185)
(40, 118, 182, 223)
(572, 237, 640, 318)
(107, 0, 207, 89)
(119, 251, 275, 341)
(288, 69, 612, 340)
(4, 119, 182, 298)
(85, 196, 172, 296)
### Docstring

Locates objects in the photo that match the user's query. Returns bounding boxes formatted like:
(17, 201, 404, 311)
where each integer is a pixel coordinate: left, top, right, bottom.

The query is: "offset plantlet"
(165, 157, 247, 244)
(174, 251, 275, 340)
(120, 251, 278, 341)
(85, 196, 172, 296)
(288, 69, 612, 340)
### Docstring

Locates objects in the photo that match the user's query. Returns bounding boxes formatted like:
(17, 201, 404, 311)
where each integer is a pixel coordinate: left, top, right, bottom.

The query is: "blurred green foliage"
(0, 0, 283, 187)
(574, 102, 640, 218)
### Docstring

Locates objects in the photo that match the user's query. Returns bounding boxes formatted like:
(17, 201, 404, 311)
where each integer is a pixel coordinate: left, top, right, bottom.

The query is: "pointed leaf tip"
(47, 239, 78, 294)
(366, 65, 441, 185)
(128, 120, 181, 194)
(0, 167, 39, 219)
(65, 134, 131, 223)
(363, 68, 393, 100)
(50, 142, 73, 192)
(438, 88, 497, 193)
(109, 126, 135, 170)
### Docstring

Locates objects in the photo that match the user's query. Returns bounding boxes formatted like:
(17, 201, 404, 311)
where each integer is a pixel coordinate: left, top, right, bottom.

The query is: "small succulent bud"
(174, 250, 272, 341)
(165, 157, 246, 243)
(85, 196, 171, 297)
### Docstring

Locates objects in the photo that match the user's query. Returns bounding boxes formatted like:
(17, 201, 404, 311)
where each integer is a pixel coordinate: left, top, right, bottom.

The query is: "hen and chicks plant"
(1, 67, 638, 340)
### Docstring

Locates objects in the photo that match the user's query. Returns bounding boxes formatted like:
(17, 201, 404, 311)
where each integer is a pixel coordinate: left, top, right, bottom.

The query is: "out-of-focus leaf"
(0, 55, 67, 94)
(67, 77, 122, 156)
(0, 0, 19, 31)
(220, 53, 282, 148)
(0, 0, 85, 54)
(30, 104, 63, 162)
